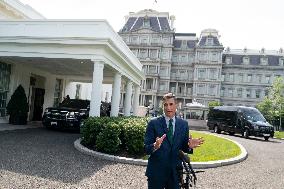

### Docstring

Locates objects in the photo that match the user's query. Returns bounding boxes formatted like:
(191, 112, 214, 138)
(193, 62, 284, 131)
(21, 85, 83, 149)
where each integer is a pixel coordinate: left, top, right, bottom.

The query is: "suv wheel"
(264, 136, 269, 141)
(243, 129, 249, 139)
(214, 125, 221, 134)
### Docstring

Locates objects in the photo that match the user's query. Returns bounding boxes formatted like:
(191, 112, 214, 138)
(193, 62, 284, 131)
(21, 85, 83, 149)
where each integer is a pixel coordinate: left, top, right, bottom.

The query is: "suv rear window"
(60, 99, 90, 109)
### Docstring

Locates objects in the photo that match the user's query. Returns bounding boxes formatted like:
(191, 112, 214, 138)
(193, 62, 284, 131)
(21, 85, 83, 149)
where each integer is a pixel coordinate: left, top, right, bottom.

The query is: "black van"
(207, 106, 274, 140)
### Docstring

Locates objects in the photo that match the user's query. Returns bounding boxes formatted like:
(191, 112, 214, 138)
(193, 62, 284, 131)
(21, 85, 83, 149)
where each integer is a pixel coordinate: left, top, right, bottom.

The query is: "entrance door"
(32, 88, 45, 121)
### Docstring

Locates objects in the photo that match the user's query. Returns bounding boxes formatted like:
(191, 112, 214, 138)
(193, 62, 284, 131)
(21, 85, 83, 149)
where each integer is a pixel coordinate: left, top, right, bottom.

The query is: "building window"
(179, 70, 187, 79)
(256, 74, 262, 83)
(237, 88, 242, 98)
(0, 63, 11, 117)
(159, 66, 168, 76)
(221, 73, 225, 81)
(243, 57, 249, 64)
(209, 85, 216, 96)
(247, 74, 252, 82)
(246, 89, 251, 98)
(162, 37, 169, 45)
(197, 84, 206, 95)
(225, 57, 232, 64)
(143, 18, 150, 28)
(151, 35, 160, 44)
(255, 90, 261, 98)
(150, 49, 158, 59)
(206, 38, 213, 46)
(265, 89, 269, 96)
(238, 73, 244, 83)
(130, 36, 139, 44)
(265, 75, 271, 84)
(146, 78, 153, 90)
(199, 52, 207, 61)
(149, 66, 157, 74)
(139, 49, 148, 58)
(140, 36, 148, 44)
(181, 40, 187, 49)
(229, 73, 234, 82)
(159, 81, 167, 91)
(260, 57, 268, 65)
(209, 69, 217, 80)
(211, 52, 218, 62)
(131, 49, 138, 56)
(161, 49, 169, 59)
(228, 88, 233, 97)
(181, 54, 187, 62)
(172, 54, 178, 62)
(198, 69, 206, 80)
(221, 87, 225, 97)
(279, 58, 284, 66)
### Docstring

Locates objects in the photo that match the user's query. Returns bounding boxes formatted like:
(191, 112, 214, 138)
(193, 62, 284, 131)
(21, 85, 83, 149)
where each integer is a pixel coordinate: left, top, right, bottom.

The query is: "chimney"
(170, 15, 175, 30)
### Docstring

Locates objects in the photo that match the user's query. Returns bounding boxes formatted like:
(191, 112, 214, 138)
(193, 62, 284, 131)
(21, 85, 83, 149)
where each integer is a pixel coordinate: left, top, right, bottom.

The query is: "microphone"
(179, 150, 191, 164)
(179, 150, 197, 183)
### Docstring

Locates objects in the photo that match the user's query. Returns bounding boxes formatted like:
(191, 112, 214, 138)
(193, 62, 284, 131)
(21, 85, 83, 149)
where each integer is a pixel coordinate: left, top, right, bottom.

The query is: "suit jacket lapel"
(160, 116, 168, 134)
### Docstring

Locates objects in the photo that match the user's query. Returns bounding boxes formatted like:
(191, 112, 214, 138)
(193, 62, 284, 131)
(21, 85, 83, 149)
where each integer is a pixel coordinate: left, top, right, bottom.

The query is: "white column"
(90, 61, 104, 117)
(133, 84, 140, 116)
(124, 80, 133, 116)
(111, 73, 122, 117)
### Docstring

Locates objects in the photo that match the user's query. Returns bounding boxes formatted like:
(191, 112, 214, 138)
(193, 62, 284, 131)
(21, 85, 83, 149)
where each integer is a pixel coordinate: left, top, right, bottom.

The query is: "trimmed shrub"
(81, 117, 107, 147)
(80, 116, 148, 156)
(96, 122, 121, 154)
(123, 117, 147, 155)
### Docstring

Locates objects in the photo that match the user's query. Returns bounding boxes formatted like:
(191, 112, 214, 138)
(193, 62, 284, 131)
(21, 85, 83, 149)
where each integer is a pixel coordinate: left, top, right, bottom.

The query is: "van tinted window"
(242, 108, 266, 122)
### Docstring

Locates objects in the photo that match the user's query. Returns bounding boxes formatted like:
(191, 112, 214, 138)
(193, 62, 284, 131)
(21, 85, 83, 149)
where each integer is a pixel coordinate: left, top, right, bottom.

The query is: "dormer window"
(181, 40, 187, 49)
(143, 16, 150, 28)
(260, 57, 268, 65)
(243, 57, 249, 64)
(206, 38, 213, 46)
(279, 58, 284, 66)
(225, 57, 232, 64)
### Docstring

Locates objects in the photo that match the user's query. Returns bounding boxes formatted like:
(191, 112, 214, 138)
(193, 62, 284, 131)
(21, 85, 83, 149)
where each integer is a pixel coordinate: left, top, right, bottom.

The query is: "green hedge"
(81, 117, 148, 155)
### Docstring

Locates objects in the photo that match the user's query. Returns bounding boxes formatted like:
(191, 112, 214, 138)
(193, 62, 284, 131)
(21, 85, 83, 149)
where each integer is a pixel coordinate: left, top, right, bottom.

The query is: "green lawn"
(274, 131, 284, 139)
(143, 131, 241, 162)
(190, 131, 241, 162)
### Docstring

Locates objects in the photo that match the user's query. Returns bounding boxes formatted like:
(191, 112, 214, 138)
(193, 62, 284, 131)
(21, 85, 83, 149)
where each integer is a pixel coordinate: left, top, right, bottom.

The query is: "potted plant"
(6, 85, 29, 125)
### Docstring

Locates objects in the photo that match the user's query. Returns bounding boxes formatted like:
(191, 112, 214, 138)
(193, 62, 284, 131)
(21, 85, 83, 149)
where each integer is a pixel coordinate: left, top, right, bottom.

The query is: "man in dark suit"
(144, 93, 204, 189)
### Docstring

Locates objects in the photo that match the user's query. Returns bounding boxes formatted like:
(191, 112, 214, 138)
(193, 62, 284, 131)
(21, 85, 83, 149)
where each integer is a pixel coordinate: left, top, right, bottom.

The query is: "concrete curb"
(74, 134, 248, 169)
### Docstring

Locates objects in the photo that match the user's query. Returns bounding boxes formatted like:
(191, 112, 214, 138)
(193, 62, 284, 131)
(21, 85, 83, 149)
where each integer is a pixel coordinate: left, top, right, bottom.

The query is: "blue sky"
(20, 0, 283, 50)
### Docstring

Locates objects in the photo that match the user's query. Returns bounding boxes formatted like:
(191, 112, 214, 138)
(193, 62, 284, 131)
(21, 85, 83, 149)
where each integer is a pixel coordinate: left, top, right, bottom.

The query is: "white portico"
(0, 20, 144, 121)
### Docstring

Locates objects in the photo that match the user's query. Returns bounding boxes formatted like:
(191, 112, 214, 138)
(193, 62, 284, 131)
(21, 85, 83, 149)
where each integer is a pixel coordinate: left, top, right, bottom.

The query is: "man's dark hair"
(162, 93, 177, 103)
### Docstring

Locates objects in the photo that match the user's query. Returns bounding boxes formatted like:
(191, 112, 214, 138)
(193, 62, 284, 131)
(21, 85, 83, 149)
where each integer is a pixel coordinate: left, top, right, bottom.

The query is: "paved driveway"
(0, 127, 283, 189)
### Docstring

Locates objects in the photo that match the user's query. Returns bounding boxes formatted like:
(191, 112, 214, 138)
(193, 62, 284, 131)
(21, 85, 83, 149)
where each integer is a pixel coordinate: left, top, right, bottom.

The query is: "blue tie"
(168, 119, 173, 144)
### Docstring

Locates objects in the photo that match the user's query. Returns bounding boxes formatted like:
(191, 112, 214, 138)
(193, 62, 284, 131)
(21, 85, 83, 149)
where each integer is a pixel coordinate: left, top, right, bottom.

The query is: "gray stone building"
(119, 9, 284, 111)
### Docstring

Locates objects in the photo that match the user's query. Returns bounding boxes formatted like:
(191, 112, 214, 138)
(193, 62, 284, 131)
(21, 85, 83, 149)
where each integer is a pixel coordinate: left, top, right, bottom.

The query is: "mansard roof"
(120, 16, 171, 32)
(173, 33, 197, 49)
(197, 36, 221, 47)
(223, 54, 283, 66)
(173, 40, 197, 48)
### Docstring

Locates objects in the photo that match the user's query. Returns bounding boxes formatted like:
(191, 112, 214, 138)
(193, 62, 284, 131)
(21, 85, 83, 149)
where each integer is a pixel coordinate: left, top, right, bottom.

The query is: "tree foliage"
(208, 101, 221, 108)
(256, 77, 284, 128)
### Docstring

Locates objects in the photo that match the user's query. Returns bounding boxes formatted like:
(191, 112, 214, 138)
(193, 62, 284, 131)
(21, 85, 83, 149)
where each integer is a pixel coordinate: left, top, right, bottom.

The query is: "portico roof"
(0, 20, 145, 84)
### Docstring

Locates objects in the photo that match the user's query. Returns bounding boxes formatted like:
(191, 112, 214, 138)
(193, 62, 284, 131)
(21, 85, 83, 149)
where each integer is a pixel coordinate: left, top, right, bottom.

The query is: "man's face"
(163, 97, 177, 118)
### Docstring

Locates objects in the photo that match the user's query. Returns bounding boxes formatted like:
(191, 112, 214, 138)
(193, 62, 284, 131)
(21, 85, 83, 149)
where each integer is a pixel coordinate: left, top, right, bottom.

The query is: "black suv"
(42, 99, 111, 130)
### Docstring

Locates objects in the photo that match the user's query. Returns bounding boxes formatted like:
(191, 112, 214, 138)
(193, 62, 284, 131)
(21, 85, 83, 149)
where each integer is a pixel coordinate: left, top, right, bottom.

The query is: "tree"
(257, 77, 284, 130)
(208, 101, 221, 108)
(6, 85, 29, 125)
